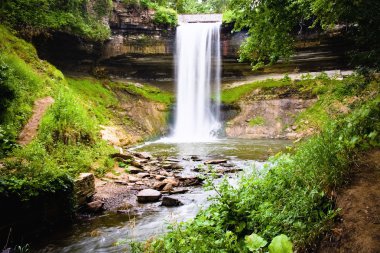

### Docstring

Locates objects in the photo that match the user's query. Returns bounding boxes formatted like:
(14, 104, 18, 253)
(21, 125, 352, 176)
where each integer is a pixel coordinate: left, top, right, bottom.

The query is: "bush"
(153, 6, 178, 26)
(133, 74, 379, 252)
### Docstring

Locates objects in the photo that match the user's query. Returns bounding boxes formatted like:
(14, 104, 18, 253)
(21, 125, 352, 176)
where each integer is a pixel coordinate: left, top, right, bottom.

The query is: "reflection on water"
(34, 139, 291, 253)
(133, 138, 291, 161)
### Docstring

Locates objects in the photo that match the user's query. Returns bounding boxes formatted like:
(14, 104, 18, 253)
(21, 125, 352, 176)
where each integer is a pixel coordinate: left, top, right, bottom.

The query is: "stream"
(34, 139, 291, 253)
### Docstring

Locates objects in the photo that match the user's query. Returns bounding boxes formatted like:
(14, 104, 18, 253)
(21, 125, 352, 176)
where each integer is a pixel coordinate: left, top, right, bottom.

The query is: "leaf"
(245, 233, 267, 252)
(268, 234, 293, 253)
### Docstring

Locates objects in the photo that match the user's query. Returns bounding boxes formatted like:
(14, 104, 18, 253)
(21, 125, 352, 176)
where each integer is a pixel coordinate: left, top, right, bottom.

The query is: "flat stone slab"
(204, 159, 227, 165)
(137, 189, 162, 203)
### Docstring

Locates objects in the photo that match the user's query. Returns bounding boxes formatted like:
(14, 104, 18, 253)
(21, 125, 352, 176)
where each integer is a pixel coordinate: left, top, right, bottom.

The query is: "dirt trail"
(17, 96, 54, 146)
(318, 149, 380, 253)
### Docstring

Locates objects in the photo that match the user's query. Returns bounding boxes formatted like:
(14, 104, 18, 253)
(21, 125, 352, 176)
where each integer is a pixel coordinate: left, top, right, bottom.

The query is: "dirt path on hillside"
(318, 149, 380, 253)
(17, 96, 54, 146)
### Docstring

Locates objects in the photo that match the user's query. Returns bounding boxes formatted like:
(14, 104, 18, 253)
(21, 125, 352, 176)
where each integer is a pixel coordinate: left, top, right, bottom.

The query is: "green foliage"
(153, 6, 178, 26)
(0, 25, 63, 156)
(67, 77, 118, 124)
(110, 82, 174, 105)
(0, 26, 115, 203)
(0, 0, 110, 41)
(248, 116, 265, 127)
(221, 78, 291, 104)
(39, 89, 95, 145)
(228, 0, 380, 69)
(245, 233, 267, 252)
(134, 74, 379, 252)
(268, 235, 293, 253)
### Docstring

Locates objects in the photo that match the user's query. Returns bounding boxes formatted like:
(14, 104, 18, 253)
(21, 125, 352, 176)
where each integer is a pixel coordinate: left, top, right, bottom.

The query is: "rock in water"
(74, 173, 95, 206)
(161, 196, 183, 206)
(204, 159, 227, 165)
(137, 189, 162, 203)
(86, 200, 104, 212)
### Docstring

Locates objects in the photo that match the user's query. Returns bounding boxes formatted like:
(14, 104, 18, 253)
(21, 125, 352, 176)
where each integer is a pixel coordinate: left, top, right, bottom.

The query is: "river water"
(34, 139, 291, 253)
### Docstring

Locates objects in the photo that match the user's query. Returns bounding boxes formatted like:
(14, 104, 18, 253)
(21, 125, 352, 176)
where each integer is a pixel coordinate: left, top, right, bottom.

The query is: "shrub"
(153, 7, 178, 26)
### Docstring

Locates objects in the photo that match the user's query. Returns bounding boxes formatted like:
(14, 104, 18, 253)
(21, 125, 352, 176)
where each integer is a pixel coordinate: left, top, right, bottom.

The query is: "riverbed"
(33, 139, 291, 253)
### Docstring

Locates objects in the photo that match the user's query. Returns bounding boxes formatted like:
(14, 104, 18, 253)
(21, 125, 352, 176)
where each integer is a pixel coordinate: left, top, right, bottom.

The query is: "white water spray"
(166, 22, 221, 143)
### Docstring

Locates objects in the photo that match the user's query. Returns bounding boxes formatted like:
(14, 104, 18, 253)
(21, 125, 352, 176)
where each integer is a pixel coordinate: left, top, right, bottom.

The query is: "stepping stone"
(161, 196, 183, 207)
(137, 189, 162, 203)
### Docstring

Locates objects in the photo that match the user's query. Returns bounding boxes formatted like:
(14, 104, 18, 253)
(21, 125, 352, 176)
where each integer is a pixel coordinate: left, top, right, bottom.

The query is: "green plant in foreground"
(132, 74, 379, 252)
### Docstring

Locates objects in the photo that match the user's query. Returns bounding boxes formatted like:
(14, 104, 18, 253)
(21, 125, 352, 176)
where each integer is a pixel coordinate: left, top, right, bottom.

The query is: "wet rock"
(110, 152, 134, 160)
(137, 189, 162, 203)
(166, 158, 180, 162)
(129, 167, 144, 174)
(131, 160, 144, 168)
(161, 196, 183, 206)
(171, 163, 183, 170)
(163, 177, 179, 187)
(128, 176, 139, 182)
(162, 183, 174, 192)
(134, 152, 151, 160)
(115, 180, 128, 185)
(74, 173, 95, 206)
(155, 175, 166, 181)
(169, 188, 189, 195)
(86, 200, 104, 212)
(216, 167, 243, 174)
(153, 181, 167, 191)
(204, 159, 227, 165)
(220, 163, 234, 168)
(136, 181, 145, 185)
(179, 176, 203, 186)
(191, 155, 202, 161)
(137, 172, 150, 178)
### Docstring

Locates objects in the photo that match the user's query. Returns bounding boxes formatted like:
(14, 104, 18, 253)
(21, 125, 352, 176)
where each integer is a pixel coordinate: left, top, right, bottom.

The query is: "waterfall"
(168, 22, 221, 143)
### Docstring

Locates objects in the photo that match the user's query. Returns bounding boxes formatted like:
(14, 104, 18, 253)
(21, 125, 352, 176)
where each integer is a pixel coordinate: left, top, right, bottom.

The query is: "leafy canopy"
(228, 0, 380, 69)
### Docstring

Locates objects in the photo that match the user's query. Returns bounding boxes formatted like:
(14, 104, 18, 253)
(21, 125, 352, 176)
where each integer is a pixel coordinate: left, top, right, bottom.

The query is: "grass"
(109, 81, 174, 105)
(221, 79, 291, 104)
(220, 74, 341, 104)
(248, 116, 265, 126)
(0, 26, 115, 205)
(132, 73, 379, 252)
(67, 77, 118, 124)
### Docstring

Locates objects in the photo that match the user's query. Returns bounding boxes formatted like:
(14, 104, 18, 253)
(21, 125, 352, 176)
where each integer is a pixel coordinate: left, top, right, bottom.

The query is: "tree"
(228, 0, 380, 69)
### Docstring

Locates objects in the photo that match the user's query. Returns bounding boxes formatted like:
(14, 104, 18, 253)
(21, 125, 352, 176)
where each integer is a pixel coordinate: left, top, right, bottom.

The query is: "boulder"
(161, 196, 183, 206)
(190, 155, 202, 161)
(162, 183, 174, 192)
(74, 173, 95, 206)
(155, 175, 166, 181)
(163, 177, 179, 187)
(153, 181, 167, 191)
(131, 160, 144, 168)
(86, 200, 104, 212)
(134, 152, 151, 160)
(137, 189, 162, 203)
(137, 172, 150, 178)
(129, 167, 144, 174)
(204, 159, 227, 165)
(110, 152, 133, 160)
(179, 176, 203, 186)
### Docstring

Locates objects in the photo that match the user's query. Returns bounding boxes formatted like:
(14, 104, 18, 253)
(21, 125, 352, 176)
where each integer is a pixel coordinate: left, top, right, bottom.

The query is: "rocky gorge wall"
(225, 98, 316, 139)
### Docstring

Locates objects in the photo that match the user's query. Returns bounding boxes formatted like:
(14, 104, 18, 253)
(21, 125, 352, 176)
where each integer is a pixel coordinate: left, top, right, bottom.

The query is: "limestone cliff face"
(225, 98, 316, 139)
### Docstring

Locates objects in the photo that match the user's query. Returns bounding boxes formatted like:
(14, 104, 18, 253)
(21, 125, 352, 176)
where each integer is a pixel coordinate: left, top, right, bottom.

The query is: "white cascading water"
(167, 22, 221, 143)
